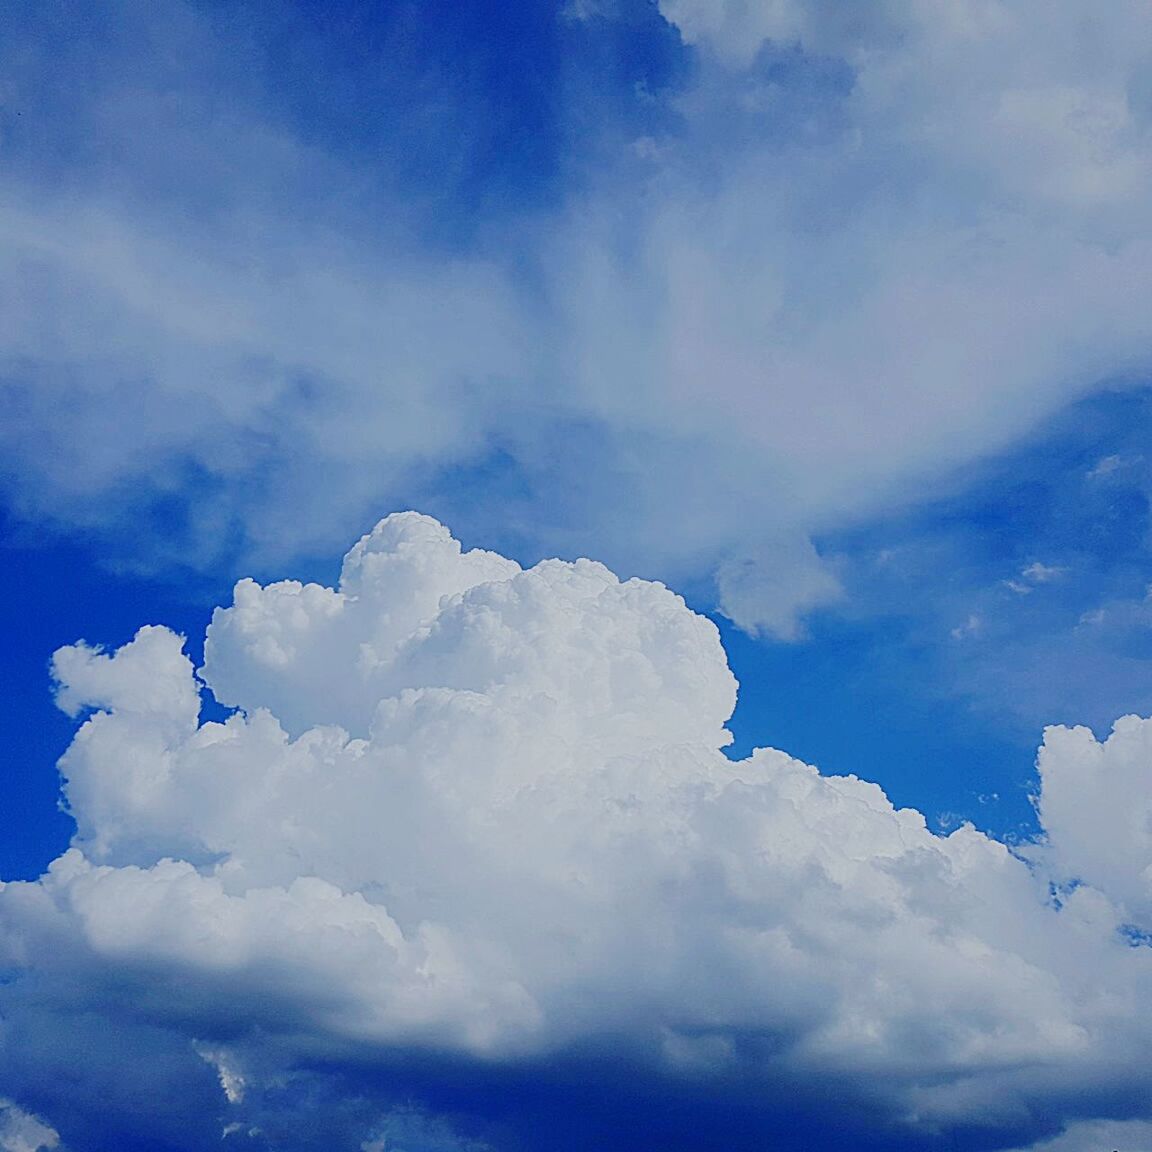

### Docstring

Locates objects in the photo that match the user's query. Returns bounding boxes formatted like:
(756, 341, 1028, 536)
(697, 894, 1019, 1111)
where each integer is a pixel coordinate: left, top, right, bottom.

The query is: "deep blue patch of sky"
(185, 0, 689, 244)
(718, 614, 1040, 842)
(833, 385, 1152, 734)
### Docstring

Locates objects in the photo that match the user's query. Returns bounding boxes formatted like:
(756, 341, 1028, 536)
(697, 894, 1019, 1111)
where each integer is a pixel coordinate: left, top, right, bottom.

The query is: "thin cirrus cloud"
(4, 1, 1152, 634)
(1, 513, 1150, 1150)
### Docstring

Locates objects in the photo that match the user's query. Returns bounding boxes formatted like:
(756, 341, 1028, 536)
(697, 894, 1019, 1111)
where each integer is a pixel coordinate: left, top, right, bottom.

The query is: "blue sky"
(4, 3, 1152, 1151)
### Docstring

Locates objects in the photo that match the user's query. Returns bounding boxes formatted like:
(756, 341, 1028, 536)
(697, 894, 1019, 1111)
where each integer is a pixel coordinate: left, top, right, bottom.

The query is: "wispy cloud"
(5, 2, 1152, 633)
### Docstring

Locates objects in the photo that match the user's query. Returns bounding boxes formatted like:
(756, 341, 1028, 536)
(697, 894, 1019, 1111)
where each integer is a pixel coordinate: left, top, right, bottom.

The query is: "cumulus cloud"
(2, 514, 1152, 1149)
(6, 1, 1152, 632)
(1035, 717, 1152, 928)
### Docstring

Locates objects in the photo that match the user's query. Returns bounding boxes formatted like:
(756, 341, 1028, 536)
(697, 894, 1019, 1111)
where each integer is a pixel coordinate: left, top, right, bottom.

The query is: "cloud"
(1009, 1118, 1152, 1152)
(2, 514, 1152, 1149)
(1035, 717, 1152, 928)
(714, 532, 841, 638)
(6, 2, 1152, 633)
(0, 1102, 62, 1152)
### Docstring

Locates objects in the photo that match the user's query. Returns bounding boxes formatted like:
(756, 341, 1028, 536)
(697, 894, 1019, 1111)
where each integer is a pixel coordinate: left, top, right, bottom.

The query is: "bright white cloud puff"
(2, 514, 1151, 1148)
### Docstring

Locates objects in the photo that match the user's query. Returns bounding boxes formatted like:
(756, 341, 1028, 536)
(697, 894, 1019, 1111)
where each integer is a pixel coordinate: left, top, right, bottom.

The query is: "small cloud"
(561, 0, 616, 22)
(1086, 454, 1141, 479)
(951, 613, 983, 639)
(1021, 562, 1066, 584)
(0, 1101, 62, 1152)
(715, 535, 841, 641)
(632, 135, 668, 161)
(196, 1045, 247, 1105)
(1002, 562, 1065, 595)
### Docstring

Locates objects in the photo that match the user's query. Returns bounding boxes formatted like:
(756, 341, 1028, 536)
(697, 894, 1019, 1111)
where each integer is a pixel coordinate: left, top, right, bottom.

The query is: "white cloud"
(0, 187, 532, 564)
(0, 1101, 61, 1152)
(659, 0, 809, 67)
(1021, 563, 1066, 584)
(6, 2, 1152, 633)
(196, 1045, 246, 1105)
(358, 1106, 493, 1152)
(1035, 716, 1152, 928)
(714, 533, 841, 638)
(3, 515, 1152, 1146)
(201, 513, 522, 739)
(1009, 1117, 1152, 1152)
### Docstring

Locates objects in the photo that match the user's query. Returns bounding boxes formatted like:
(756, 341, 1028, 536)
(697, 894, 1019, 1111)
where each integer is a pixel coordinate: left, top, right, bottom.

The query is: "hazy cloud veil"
(5, 0, 1152, 630)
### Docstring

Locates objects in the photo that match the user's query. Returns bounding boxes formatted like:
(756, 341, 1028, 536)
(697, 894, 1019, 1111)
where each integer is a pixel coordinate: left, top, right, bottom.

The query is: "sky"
(3, 2, 1152, 1149)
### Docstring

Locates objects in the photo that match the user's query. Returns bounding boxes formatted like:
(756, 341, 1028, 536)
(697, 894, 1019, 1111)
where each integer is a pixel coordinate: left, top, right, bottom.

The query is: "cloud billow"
(2, 514, 1151, 1150)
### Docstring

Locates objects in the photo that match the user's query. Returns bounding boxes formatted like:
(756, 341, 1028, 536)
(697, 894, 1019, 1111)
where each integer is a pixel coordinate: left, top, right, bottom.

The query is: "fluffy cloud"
(1036, 716, 1152, 929)
(6, 2, 1152, 632)
(2, 514, 1151, 1149)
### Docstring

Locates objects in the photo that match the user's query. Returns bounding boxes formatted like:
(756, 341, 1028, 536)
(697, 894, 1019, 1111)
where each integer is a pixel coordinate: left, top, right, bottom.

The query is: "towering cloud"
(1, 515, 1150, 1149)
(1036, 717, 1152, 927)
